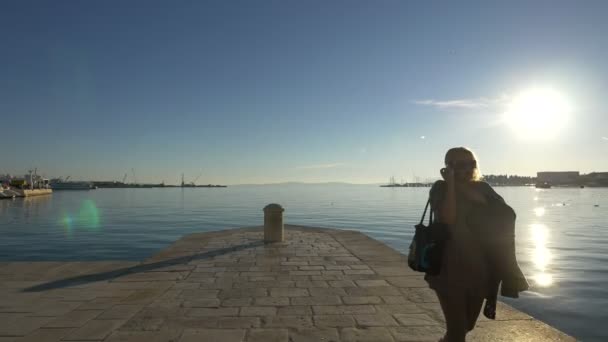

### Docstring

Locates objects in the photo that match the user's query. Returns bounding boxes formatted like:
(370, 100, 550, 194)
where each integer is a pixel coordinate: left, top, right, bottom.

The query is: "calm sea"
(0, 185, 606, 341)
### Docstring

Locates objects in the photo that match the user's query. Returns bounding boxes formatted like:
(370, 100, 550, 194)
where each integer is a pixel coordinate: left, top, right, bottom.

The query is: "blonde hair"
(444, 147, 482, 181)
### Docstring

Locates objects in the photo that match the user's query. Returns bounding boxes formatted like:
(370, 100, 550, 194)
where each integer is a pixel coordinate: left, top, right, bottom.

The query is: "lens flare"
(59, 200, 101, 236)
(60, 211, 74, 237)
(78, 200, 100, 230)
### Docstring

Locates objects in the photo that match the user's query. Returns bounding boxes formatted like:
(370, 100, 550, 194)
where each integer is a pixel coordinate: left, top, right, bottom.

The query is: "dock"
(0, 188, 52, 199)
(18, 189, 53, 197)
(0, 225, 574, 341)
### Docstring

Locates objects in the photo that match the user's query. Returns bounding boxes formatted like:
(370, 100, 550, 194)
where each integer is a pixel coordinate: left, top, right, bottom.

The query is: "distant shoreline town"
(2, 170, 608, 195)
(381, 171, 608, 188)
(0, 171, 226, 198)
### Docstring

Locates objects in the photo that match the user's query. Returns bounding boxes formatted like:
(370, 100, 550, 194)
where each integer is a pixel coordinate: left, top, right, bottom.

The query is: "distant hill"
(233, 182, 379, 186)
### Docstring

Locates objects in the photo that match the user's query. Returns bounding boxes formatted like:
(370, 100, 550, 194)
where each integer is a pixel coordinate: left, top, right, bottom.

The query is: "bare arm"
(432, 168, 457, 225)
(438, 181, 457, 224)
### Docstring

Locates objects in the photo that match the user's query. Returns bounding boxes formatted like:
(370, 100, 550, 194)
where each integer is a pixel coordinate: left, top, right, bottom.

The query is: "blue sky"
(2, 1, 607, 184)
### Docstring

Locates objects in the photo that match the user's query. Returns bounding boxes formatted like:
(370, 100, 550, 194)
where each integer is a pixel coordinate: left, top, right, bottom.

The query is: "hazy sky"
(2, 1, 607, 184)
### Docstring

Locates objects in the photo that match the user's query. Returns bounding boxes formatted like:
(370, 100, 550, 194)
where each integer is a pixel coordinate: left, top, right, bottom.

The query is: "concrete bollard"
(264, 203, 284, 243)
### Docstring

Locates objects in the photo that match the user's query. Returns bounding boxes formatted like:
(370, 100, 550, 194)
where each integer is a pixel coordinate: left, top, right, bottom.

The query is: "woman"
(427, 147, 527, 342)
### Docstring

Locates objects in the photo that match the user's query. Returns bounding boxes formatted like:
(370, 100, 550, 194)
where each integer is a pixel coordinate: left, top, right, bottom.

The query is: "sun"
(504, 87, 571, 140)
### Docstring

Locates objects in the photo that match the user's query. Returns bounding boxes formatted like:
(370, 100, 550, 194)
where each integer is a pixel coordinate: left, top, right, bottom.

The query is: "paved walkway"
(0, 225, 574, 341)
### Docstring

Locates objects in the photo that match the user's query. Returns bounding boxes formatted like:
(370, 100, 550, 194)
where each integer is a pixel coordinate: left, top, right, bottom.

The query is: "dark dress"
(425, 180, 495, 341)
(425, 180, 491, 295)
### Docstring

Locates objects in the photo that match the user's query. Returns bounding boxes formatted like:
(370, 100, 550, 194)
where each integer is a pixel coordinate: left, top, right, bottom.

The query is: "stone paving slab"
(0, 225, 575, 341)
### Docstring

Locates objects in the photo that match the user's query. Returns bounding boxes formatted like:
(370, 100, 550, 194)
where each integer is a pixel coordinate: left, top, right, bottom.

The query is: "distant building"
(581, 172, 608, 186)
(536, 171, 580, 185)
(585, 172, 608, 180)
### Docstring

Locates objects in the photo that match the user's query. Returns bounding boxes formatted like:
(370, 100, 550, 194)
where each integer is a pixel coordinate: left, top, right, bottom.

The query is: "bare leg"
(466, 294, 485, 332)
(436, 291, 467, 342)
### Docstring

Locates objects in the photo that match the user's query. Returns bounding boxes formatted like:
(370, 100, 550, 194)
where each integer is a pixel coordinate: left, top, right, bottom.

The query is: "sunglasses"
(448, 160, 477, 170)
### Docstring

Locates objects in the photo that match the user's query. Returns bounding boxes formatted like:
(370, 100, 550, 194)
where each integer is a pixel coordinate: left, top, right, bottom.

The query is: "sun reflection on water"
(534, 207, 545, 217)
(530, 223, 553, 287)
(535, 272, 554, 287)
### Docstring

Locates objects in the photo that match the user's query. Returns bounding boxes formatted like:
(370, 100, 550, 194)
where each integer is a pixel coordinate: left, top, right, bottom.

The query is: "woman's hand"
(440, 167, 454, 184)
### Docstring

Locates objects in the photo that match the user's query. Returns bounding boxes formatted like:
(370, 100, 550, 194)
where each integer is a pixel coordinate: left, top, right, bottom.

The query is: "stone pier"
(0, 225, 574, 341)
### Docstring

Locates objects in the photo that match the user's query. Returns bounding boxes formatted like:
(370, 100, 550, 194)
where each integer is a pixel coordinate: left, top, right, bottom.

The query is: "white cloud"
(413, 95, 510, 110)
(295, 163, 344, 170)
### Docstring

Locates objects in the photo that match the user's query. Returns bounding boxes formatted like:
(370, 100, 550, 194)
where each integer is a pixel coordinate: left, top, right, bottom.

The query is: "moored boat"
(50, 180, 94, 190)
(535, 182, 552, 189)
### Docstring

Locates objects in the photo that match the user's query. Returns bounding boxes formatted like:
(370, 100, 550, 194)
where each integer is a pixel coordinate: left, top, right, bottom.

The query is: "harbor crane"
(180, 172, 203, 187)
(191, 172, 203, 186)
